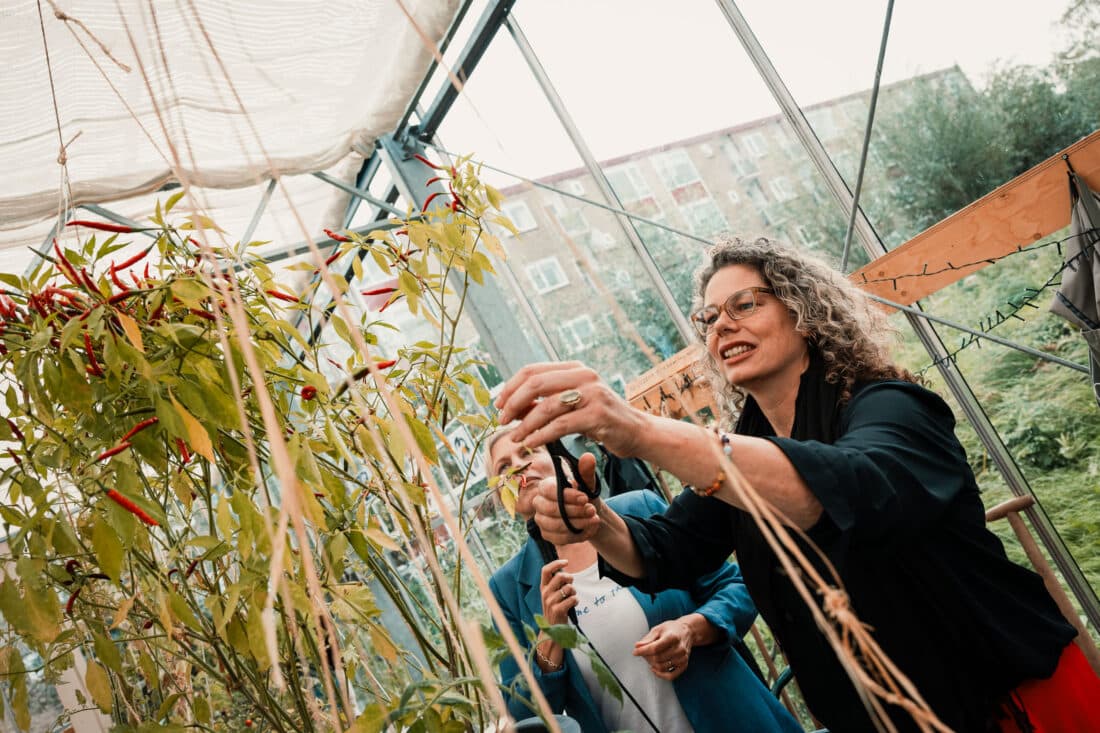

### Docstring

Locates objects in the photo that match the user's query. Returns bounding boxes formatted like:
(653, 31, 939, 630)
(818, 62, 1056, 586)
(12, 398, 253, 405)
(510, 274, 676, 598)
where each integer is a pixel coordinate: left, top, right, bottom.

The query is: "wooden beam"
(851, 129, 1100, 305)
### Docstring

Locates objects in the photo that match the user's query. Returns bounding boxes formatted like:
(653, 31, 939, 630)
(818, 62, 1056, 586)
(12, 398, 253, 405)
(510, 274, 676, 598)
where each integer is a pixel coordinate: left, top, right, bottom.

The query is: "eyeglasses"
(690, 287, 773, 337)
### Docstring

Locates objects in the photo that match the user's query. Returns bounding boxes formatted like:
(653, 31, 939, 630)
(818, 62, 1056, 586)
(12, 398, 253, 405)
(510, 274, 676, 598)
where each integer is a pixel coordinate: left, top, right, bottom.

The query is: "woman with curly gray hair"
(494, 236, 1098, 732)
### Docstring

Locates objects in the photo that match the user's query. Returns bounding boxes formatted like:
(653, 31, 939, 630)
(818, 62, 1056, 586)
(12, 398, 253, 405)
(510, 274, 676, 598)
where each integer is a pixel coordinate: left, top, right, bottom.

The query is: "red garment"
(997, 642, 1100, 732)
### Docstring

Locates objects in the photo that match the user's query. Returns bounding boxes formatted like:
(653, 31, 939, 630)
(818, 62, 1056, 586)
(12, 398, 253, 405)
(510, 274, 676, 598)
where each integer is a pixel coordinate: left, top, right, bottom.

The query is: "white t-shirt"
(569, 562, 693, 733)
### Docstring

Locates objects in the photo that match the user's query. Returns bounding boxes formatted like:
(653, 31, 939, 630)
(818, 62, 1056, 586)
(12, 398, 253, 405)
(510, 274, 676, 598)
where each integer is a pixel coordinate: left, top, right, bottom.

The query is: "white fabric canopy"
(0, 0, 457, 259)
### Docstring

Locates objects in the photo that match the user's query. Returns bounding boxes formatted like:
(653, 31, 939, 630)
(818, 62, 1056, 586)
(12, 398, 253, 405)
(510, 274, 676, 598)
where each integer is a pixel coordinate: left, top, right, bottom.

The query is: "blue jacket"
(489, 491, 802, 733)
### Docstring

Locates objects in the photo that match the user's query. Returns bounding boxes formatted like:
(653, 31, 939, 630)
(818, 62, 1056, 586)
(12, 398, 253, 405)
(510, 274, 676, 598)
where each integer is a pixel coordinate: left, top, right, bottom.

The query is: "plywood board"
(851, 130, 1100, 305)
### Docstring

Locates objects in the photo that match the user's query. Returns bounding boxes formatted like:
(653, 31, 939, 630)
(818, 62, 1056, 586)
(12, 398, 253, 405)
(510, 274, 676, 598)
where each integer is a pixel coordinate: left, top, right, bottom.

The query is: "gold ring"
(560, 588, 568, 600)
(558, 389, 582, 409)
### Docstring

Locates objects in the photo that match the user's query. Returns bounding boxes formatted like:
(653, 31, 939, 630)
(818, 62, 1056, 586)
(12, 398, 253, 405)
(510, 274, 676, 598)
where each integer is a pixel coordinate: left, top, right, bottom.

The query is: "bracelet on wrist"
(691, 432, 732, 497)
(535, 641, 562, 671)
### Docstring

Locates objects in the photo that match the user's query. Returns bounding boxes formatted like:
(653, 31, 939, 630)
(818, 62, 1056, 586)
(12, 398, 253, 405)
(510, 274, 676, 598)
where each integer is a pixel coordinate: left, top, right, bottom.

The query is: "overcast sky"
(435, 0, 1071, 183)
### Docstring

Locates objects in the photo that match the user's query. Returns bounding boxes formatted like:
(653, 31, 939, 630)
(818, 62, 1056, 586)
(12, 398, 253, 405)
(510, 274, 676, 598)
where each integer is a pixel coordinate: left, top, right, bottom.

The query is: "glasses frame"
(691, 286, 774, 337)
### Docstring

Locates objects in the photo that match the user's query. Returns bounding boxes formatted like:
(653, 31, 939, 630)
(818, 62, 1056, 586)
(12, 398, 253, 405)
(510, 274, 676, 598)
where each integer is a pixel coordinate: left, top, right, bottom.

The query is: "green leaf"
(169, 279, 210, 309)
(591, 653, 623, 704)
(92, 516, 124, 583)
(156, 693, 181, 722)
(164, 190, 186, 213)
(348, 703, 387, 733)
(85, 659, 114, 713)
(193, 695, 211, 724)
(93, 631, 122, 673)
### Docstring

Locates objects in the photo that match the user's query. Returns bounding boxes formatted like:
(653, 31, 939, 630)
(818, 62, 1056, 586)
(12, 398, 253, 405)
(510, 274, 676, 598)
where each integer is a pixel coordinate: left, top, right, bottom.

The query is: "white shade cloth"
(0, 0, 458, 256)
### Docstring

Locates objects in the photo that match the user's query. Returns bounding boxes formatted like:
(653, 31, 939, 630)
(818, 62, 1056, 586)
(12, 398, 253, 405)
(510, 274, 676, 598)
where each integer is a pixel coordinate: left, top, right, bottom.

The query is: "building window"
(652, 149, 700, 190)
(721, 138, 758, 177)
(741, 132, 768, 158)
(807, 108, 839, 141)
(547, 195, 588, 237)
(605, 163, 652, 204)
(745, 179, 770, 209)
(769, 177, 796, 202)
(796, 225, 816, 247)
(525, 257, 568, 294)
(559, 315, 596, 353)
(500, 201, 537, 235)
(589, 228, 617, 251)
(680, 198, 728, 237)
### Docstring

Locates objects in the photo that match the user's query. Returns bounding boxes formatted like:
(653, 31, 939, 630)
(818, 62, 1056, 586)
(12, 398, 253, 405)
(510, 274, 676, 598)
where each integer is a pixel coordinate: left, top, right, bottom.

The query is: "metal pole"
(714, 0, 1100, 627)
(240, 178, 277, 248)
(505, 15, 697, 344)
(428, 136, 561, 361)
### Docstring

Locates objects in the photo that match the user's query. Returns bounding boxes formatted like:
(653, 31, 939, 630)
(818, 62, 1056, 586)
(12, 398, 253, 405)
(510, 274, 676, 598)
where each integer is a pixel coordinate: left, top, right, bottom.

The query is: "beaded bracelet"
(692, 433, 732, 497)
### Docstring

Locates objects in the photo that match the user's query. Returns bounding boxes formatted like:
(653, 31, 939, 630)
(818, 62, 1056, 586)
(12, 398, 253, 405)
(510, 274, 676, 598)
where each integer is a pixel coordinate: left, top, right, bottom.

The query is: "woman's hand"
(494, 362, 648, 458)
(539, 558, 578, 626)
(529, 453, 602, 545)
(633, 618, 696, 681)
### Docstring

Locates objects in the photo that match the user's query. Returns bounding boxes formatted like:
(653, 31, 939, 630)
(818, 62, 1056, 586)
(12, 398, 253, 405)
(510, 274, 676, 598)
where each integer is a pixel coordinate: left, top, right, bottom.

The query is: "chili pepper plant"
(0, 158, 521, 732)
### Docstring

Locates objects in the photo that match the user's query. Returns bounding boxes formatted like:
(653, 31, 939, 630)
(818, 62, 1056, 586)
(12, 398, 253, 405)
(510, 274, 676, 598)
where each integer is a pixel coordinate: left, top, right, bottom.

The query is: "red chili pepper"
(80, 267, 99, 294)
(105, 489, 159, 526)
(67, 220, 134, 233)
(264, 289, 300, 303)
(120, 416, 159, 442)
(378, 296, 400, 313)
(149, 300, 165, 322)
(114, 246, 151, 271)
(175, 438, 191, 465)
(107, 290, 140, 305)
(323, 228, 351, 243)
(83, 332, 104, 377)
(144, 262, 151, 280)
(65, 587, 81, 615)
(27, 294, 49, 319)
(394, 228, 408, 236)
(413, 153, 445, 170)
(109, 264, 128, 291)
(519, 474, 528, 490)
(425, 176, 444, 186)
(184, 558, 200, 578)
(301, 385, 317, 401)
(313, 250, 342, 274)
(95, 442, 132, 463)
(65, 559, 81, 574)
(375, 359, 397, 370)
(361, 286, 397, 296)
(53, 241, 81, 286)
(189, 308, 216, 322)
(422, 191, 445, 211)
(167, 568, 179, 581)
(6, 448, 20, 465)
(6, 419, 23, 442)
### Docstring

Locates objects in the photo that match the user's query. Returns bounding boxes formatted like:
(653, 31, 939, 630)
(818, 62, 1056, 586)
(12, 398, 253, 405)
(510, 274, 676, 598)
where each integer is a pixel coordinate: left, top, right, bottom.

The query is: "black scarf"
(733, 349, 843, 443)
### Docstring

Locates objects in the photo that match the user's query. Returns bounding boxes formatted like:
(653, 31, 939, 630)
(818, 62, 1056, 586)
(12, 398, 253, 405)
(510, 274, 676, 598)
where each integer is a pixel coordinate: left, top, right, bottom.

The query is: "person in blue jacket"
(486, 426, 802, 733)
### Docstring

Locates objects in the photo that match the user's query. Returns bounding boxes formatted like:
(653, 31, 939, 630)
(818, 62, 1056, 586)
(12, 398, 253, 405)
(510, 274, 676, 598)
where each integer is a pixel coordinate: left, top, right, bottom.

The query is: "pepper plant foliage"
(0, 157, 518, 732)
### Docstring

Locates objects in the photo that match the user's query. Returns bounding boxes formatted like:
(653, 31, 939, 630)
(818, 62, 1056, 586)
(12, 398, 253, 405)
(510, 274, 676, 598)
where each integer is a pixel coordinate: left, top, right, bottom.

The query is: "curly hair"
(693, 236, 917, 419)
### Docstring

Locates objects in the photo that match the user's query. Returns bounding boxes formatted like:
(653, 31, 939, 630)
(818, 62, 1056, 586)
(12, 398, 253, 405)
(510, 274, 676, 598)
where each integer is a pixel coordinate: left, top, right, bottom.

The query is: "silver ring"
(560, 588, 568, 600)
(666, 663, 676, 673)
(558, 389, 582, 409)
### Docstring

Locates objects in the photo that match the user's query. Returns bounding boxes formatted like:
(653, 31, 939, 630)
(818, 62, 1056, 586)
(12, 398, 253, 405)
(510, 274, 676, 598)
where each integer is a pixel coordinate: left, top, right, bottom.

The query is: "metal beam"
(505, 15, 697, 344)
(715, 0, 1100, 626)
(417, 0, 517, 141)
